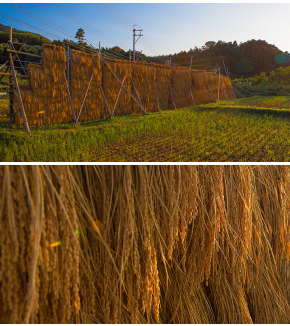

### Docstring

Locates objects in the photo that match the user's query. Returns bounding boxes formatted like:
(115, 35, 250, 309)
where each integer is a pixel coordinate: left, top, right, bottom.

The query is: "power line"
(48, 3, 128, 48)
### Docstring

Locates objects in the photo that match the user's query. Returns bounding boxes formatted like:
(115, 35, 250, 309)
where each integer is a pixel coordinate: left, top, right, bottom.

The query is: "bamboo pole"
(112, 74, 126, 117)
(221, 79, 227, 100)
(227, 85, 236, 98)
(65, 78, 76, 122)
(195, 81, 216, 101)
(8, 27, 13, 124)
(155, 81, 160, 111)
(206, 83, 217, 101)
(9, 52, 30, 135)
(66, 46, 70, 84)
(132, 80, 143, 111)
(100, 87, 111, 116)
(6, 49, 42, 58)
(231, 85, 244, 98)
(75, 73, 93, 125)
(218, 68, 220, 101)
(102, 59, 144, 113)
(0, 72, 29, 78)
(109, 51, 142, 117)
(170, 89, 176, 110)
(11, 43, 27, 76)
(190, 88, 195, 106)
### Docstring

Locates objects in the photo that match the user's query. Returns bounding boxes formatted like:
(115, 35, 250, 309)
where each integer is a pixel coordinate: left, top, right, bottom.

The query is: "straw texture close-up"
(0, 165, 290, 323)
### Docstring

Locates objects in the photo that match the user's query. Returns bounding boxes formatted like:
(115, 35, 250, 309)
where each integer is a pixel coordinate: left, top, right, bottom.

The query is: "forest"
(1, 23, 290, 79)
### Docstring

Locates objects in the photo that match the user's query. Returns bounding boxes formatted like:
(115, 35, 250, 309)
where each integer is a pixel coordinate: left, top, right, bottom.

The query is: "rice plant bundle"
(131, 62, 157, 113)
(171, 67, 192, 109)
(1, 165, 290, 324)
(69, 50, 106, 121)
(155, 64, 171, 111)
(102, 58, 133, 117)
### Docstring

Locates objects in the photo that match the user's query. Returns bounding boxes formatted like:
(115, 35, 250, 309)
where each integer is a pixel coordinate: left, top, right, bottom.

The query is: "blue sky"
(1, 3, 290, 56)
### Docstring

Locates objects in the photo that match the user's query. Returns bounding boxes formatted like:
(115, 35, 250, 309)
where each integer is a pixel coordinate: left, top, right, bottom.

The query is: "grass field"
(2, 96, 290, 162)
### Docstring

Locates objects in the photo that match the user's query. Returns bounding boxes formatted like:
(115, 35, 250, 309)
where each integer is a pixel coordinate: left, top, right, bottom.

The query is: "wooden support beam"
(221, 79, 227, 100)
(9, 52, 30, 135)
(195, 81, 216, 101)
(7, 83, 30, 87)
(170, 89, 176, 110)
(100, 87, 111, 117)
(75, 73, 93, 125)
(206, 83, 217, 101)
(227, 85, 235, 98)
(6, 48, 42, 58)
(132, 80, 144, 113)
(190, 88, 195, 106)
(155, 81, 160, 111)
(0, 72, 29, 78)
(218, 68, 220, 101)
(102, 59, 145, 113)
(65, 78, 76, 122)
(112, 74, 126, 117)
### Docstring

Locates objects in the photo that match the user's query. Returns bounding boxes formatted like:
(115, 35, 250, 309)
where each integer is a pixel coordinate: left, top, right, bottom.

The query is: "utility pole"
(133, 25, 143, 61)
(9, 26, 13, 124)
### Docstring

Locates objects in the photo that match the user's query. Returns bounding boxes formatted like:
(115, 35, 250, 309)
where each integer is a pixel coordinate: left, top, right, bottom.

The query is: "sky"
(1, 3, 290, 57)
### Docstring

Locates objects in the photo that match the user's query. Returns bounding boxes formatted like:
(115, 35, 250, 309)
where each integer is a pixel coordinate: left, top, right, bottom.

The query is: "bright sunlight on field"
(2, 96, 290, 162)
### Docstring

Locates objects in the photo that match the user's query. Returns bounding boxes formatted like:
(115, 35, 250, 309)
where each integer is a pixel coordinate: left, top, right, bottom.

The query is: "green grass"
(2, 96, 290, 162)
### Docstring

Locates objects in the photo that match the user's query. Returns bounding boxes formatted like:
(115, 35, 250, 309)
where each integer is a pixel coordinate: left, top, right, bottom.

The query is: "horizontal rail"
(6, 49, 42, 58)
(7, 83, 30, 87)
(0, 72, 29, 78)
(13, 42, 43, 49)
(15, 59, 42, 65)
(4, 65, 29, 70)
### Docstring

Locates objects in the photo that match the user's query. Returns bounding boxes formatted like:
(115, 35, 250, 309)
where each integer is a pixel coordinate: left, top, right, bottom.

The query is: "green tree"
(75, 28, 86, 45)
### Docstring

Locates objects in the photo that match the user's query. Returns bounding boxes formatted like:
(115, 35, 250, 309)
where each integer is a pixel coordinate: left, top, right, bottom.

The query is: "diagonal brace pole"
(111, 74, 126, 117)
(102, 59, 145, 113)
(155, 81, 160, 111)
(9, 52, 30, 135)
(75, 73, 94, 125)
(190, 88, 195, 106)
(206, 83, 217, 101)
(100, 87, 111, 117)
(65, 78, 76, 122)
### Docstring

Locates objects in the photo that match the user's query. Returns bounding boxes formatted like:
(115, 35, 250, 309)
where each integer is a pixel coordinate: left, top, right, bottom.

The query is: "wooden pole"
(9, 27, 13, 124)
(100, 87, 111, 116)
(66, 46, 69, 84)
(102, 59, 144, 112)
(170, 89, 176, 110)
(9, 53, 31, 134)
(190, 88, 195, 106)
(112, 74, 126, 117)
(221, 79, 227, 100)
(218, 67, 220, 101)
(206, 83, 217, 101)
(129, 49, 131, 61)
(11, 43, 27, 76)
(132, 80, 143, 112)
(227, 85, 235, 98)
(154, 81, 160, 111)
(75, 73, 93, 125)
(6, 49, 42, 58)
(65, 78, 76, 122)
(190, 56, 192, 71)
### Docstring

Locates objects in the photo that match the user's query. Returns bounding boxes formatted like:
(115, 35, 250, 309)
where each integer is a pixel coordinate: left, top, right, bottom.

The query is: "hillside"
(170, 40, 290, 78)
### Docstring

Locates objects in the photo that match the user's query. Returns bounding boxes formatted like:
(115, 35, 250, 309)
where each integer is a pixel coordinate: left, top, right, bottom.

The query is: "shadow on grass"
(193, 105, 290, 120)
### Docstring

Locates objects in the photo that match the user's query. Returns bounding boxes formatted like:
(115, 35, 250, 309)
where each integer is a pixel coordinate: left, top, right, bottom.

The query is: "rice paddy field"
(2, 96, 290, 162)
